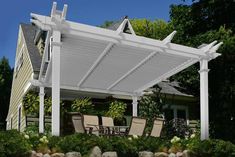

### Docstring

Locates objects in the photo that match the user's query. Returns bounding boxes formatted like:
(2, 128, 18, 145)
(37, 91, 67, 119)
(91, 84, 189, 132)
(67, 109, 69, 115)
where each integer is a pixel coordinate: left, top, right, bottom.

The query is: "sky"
(0, 0, 191, 68)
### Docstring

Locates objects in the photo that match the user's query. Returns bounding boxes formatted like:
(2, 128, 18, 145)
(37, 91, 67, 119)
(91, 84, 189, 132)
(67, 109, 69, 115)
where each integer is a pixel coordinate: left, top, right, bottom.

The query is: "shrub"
(106, 101, 127, 125)
(71, 97, 94, 114)
(162, 118, 192, 139)
(0, 130, 31, 157)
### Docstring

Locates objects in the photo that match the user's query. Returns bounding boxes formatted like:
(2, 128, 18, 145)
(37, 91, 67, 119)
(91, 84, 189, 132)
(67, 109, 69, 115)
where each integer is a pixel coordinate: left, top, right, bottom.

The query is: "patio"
(30, 2, 222, 140)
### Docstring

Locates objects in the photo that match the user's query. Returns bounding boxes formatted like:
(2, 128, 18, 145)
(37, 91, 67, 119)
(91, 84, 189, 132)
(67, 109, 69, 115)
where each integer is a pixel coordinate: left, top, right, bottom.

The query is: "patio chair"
(128, 117, 147, 136)
(150, 118, 164, 137)
(101, 116, 114, 135)
(83, 115, 100, 135)
(72, 113, 85, 134)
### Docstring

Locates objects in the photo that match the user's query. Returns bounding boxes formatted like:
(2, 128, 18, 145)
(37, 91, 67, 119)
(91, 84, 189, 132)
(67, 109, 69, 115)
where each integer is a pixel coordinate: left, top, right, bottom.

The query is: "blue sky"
(0, 0, 191, 67)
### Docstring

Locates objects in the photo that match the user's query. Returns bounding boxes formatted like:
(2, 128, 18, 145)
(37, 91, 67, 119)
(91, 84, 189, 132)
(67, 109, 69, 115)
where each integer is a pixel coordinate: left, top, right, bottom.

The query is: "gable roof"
(20, 23, 41, 72)
(158, 81, 193, 97)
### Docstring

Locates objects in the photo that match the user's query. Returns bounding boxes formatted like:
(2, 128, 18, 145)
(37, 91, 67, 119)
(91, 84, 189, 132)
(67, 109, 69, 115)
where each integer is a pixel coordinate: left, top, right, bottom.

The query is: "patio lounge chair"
(128, 117, 147, 136)
(150, 118, 164, 137)
(83, 115, 100, 135)
(101, 116, 114, 134)
(72, 113, 85, 133)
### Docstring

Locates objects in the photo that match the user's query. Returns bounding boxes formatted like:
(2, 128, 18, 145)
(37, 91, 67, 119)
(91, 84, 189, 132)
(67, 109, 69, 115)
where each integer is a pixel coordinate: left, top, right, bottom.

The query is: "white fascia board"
(135, 59, 199, 92)
(31, 13, 220, 59)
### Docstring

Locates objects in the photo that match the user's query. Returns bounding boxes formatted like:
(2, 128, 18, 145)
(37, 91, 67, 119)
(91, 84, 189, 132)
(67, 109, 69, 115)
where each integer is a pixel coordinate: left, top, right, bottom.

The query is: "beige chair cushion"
(102, 117, 114, 126)
(72, 115, 85, 133)
(128, 117, 146, 136)
(150, 118, 164, 137)
(83, 115, 99, 135)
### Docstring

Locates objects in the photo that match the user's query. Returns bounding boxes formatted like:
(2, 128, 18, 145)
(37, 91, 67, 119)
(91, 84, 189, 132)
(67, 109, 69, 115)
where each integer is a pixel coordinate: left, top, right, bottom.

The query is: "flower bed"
(0, 130, 235, 157)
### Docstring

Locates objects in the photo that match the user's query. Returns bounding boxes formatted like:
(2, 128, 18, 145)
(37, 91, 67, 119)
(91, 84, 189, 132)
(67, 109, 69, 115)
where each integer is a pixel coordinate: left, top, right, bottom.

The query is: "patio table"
(87, 124, 129, 136)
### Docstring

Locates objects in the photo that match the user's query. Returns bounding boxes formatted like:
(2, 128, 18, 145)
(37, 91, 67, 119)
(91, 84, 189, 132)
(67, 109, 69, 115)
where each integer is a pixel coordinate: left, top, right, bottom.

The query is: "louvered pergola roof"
(31, 3, 221, 97)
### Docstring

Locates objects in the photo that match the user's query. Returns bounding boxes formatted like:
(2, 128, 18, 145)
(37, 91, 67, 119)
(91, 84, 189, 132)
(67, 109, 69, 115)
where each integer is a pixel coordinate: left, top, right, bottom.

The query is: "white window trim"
(163, 104, 189, 125)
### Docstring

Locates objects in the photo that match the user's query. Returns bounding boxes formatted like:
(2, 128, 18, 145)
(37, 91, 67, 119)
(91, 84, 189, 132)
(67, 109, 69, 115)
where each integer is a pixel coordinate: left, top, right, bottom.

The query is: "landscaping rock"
(176, 152, 183, 157)
(36, 153, 43, 157)
(154, 152, 168, 157)
(102, 152, 118, 157)
(51, 153, 65, 157)
(182, 150, 191, 157)
(65, 152, 81, 157)
(30, 151, 37, 157)
(43, 154, 51, 157)
(139, 151, 154, 157)
(90, 146, 102, 157)
(169, 153, 176, 157)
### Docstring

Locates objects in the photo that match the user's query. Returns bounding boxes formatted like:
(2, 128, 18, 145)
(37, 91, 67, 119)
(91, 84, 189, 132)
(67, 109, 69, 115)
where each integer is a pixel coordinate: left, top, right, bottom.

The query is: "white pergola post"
(51, 30, 61, 136)
(132, 96, 138, 116)
(199, 59, 209, 140)
(39, 86, 45, 133)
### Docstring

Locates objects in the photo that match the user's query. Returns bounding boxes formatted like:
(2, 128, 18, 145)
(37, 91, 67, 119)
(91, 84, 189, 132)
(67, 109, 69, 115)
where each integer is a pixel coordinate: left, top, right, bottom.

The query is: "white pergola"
(31, 2, 222, 139)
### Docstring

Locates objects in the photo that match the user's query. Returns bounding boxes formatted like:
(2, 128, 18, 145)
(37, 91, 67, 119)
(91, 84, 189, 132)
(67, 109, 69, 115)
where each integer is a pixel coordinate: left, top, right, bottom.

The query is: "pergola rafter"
(31, 2, 222, 140)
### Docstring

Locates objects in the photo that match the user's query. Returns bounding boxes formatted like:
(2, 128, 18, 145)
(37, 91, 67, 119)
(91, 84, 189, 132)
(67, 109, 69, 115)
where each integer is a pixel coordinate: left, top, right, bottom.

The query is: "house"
(6, 22, 198, 132)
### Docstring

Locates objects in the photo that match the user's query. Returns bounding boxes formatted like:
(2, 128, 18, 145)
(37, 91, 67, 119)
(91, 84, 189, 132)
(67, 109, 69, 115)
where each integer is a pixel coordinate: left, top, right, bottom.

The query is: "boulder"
(36, 153, 43, 157)
(154, 152, 168, 157)
(65, 152, 81, 157)
(90, 146, 102, 157)
(30, 151, 37, 157)
(102, 152, 118, 157)
(139, 151, 154, 157)
(169, 153, 176, 157)
(182, 150, 191, 157)
(51, 153, 65, 157)
(176, 152, 183, 157)
(43, 154, 51, 157)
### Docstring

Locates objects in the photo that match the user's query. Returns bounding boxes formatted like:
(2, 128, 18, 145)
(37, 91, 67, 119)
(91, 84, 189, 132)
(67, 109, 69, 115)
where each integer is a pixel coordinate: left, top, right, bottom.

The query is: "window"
(18, 105, 22, 131)
(15, 44, 24, 78)
(163, 105, 189, 124)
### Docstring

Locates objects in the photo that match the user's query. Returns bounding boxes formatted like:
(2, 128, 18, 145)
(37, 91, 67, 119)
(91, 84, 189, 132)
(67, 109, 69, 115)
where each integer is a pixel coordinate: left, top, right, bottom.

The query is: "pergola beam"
(30, 13, 216, 59)
(77, 43, 114, 87)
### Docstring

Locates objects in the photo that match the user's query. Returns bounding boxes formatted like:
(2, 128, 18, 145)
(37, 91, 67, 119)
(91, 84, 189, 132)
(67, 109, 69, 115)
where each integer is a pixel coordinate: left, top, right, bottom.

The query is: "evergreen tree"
(0, 57, 13, 130)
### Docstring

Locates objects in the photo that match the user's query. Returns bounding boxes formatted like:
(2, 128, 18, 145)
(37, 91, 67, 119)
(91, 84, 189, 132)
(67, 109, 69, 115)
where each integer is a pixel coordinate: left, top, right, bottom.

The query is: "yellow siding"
(7, 26, 34, 131)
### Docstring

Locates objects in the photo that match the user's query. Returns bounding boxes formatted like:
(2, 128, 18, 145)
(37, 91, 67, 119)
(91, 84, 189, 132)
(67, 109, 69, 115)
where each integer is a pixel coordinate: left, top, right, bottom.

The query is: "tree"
(0, 57, 13, 130)
(170, 0, 235, 142)
(139, 86, 164, 132)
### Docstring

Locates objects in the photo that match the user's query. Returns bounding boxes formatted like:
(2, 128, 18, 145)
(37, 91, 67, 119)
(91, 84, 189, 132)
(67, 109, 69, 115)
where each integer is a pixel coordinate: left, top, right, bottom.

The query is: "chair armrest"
(85, 127, 93, 134)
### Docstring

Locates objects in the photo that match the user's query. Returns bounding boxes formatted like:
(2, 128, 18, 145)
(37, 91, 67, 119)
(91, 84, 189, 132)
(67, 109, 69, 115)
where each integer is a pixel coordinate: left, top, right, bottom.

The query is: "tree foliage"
(139, 86, 164, 131)
(0, 57, 13, 129)
(170, 0, 235, 142)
